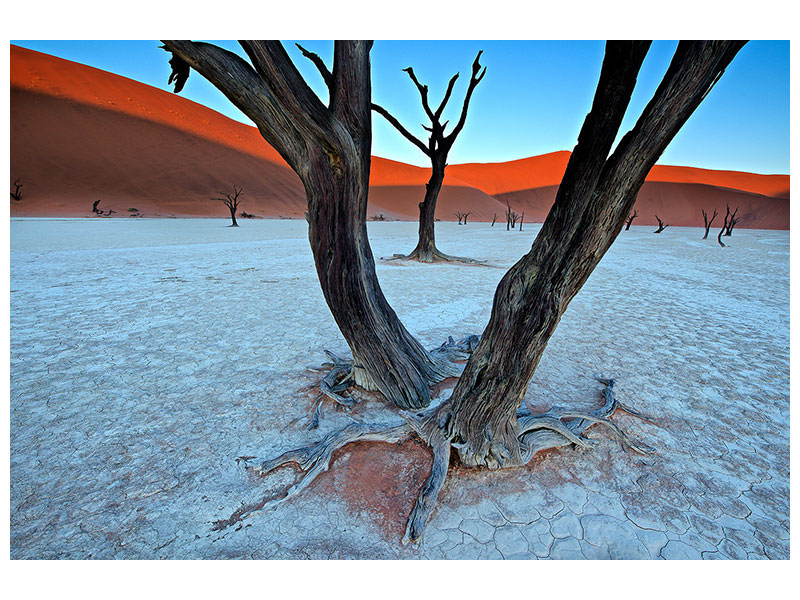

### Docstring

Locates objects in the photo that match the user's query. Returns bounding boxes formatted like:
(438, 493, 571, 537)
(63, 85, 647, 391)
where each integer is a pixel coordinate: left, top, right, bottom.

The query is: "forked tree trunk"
(229, 206, 239, 227)
(431, 40, 745, 468)
(161, 40, 455, 409)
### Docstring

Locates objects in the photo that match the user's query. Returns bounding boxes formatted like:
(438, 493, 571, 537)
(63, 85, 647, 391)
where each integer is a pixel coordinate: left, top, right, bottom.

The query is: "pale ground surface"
(10, 218, 789, 559)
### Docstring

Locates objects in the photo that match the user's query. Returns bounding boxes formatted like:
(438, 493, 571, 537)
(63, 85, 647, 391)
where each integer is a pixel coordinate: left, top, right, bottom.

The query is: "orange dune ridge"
(11, 45, 287, 167)
(449, 153, 789, 200)
(10, 45, 789, 228)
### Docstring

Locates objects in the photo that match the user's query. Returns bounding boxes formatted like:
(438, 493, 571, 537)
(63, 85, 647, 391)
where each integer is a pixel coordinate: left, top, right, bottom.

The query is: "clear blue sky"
(12, 40, 790, 174)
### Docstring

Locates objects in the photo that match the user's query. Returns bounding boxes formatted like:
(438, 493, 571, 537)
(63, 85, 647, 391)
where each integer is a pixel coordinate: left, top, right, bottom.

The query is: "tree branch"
(372, 103, 432, 157)
(434, 72, 460, 119)
(402, 67, 437, 123)
(295, 43, 333, 92)
(443, 50, 486, 148)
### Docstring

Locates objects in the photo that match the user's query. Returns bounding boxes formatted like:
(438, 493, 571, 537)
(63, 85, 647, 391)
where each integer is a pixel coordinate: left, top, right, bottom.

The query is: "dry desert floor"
(9, 218, 790, 559)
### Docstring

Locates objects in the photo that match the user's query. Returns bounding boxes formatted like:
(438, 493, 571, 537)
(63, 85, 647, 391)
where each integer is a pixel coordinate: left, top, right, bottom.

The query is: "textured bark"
(161, 40, 456, 409)
(434, 40, 745, 468)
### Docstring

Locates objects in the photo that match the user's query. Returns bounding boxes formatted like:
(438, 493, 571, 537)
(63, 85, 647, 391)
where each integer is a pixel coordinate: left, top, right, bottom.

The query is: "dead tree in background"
(654, 215, 669, 233)
(166, 40, 744, 543)
(505, 199, 521, 229)
(491, 213, 496, 227)
(214, 185, 244, 227)
(724, 204, 740, 236)
(92, 199, 102, 214)
(625, 209, 638, 230)
(372, 52, 486, 263)
(10, 179, 23, 201)
(701, 208, 718, 239)
(455, 211, 471, 224)
(519, 211, 524, 232)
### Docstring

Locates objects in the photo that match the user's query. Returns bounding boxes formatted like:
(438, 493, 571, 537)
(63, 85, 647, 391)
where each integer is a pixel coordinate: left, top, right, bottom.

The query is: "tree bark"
(161, 40, 455, 409)
(432, 40, 745, 468)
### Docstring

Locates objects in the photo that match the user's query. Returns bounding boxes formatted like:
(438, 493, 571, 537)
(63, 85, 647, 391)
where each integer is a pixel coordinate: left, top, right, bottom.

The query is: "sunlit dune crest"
(10, 45, 789, 229)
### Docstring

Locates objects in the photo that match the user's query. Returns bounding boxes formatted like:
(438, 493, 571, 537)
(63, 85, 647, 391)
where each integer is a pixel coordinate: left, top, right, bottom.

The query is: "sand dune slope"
(10, 45, 789, 228)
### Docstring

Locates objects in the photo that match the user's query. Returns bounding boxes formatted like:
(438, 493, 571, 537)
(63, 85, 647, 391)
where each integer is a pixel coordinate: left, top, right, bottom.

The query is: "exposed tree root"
(222, 375, 654, 543)
(381, 247, 488, 265)
(303, 337, 479, 429)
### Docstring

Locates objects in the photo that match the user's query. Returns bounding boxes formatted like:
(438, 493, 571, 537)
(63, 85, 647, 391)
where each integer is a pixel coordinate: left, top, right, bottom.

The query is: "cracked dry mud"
(10, 219, 789, 559)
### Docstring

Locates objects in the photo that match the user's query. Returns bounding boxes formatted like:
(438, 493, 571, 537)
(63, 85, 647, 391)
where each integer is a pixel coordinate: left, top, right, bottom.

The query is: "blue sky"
(12, 40, 790, 174)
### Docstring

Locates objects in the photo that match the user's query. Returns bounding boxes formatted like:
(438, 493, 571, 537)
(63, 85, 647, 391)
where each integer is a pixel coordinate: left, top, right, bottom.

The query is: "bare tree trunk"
(625, 209, 637, 230)
(411, 160, 445, 260)
(229, 206, 239, 227)
(432, 40, 745, 470)
(702, 208, 717, 239)
(161, 40, 456, 409)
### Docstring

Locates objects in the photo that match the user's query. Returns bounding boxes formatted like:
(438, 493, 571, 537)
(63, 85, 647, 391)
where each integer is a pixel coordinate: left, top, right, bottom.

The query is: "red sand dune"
(10, 45, 789, 229)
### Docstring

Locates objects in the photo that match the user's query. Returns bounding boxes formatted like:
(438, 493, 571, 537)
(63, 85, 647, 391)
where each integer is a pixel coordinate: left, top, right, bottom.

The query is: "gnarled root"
(515, 375, 655, 463)
(214, 422, 413, 531)
(304, 337, 479, 428)
(223, 375, 654, 543)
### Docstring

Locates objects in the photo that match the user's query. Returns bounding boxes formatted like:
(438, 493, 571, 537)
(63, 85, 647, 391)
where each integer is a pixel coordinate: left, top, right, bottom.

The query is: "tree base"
(219, 375, 654, 543)
(382, 246, 487, 265)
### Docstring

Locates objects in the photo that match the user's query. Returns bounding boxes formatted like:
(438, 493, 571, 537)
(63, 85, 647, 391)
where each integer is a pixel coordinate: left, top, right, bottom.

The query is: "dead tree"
(505, 200, 522, 229)
(10, 179, 23, 201)
(162, 40, 459, 410)
(455, 211, 471, 225)
(654, 215, 669, 233)
(491, 213, 497, 227)
(519, 211, 524, 232)
(92, 199, 102, 214)
(718, 204, 740, 246)
(165, 40, 744, 543)
(214, 185, 244, 227)
(701, 208, 718, 239)
(372, 52, 486, 263)
(724, 204, 740, 236)
(625, 209, 638, 230)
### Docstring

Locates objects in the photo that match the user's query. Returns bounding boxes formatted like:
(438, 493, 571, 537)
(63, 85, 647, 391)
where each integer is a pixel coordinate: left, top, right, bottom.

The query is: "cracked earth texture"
(10, 219, 789, 559)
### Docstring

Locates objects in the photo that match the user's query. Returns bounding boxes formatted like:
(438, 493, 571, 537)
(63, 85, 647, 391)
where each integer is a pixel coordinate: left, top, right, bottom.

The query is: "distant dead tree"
(701, 208, 718, 239)
(92, 199, 102, 214)
(214, 185, 244, 227)
(491, 213, 496, 227)
(519, 211, 524, 232)
(10, 179, 23, 201)
(505, 199, 521, 230)
(724, 204, 740, 236)
(625, 209, 638, 230)
(717, 220, 727, 247)
(455, 211, 471, 225)
(654, 215, 669, 233)
(371, 50, 486, 263)
(718, 204, 740, 246)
